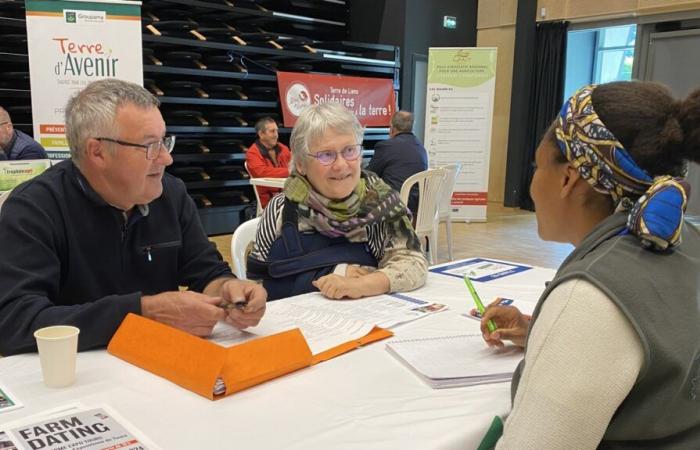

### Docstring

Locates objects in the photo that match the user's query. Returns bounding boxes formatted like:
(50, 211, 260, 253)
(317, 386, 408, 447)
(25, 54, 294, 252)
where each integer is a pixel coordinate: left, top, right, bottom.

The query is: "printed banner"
(424, 48, 497, 221)
(0, 159, 51, 191)
(25, 0, 143, 160)
(277, 71, 395, 127)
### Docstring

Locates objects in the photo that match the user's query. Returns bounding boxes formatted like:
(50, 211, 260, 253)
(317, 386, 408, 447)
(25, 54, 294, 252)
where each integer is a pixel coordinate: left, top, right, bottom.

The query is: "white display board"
(25, 0, 143, 160)
(424, 47, 497, 222)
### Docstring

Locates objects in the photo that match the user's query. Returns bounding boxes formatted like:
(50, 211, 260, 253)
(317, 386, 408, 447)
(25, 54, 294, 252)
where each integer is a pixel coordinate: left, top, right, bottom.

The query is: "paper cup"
(33, 326, 80, 388)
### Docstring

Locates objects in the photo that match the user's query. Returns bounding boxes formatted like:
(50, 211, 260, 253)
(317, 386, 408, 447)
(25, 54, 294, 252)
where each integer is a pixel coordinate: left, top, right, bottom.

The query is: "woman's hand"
(312, 274, 363, 300)
(345, 265, 370, 278)
(314, 271, 391, 300)
(472, 298, 530, 348)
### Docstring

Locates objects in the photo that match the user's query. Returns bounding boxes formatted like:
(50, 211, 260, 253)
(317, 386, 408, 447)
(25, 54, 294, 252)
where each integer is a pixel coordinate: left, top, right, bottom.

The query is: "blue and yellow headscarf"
(555, 85, 690, 251)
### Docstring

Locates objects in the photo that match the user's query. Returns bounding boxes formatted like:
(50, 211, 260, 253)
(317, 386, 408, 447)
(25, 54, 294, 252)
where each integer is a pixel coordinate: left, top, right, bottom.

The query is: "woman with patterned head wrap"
(477, 81, 700, 448)
(247, 102, 427, 300)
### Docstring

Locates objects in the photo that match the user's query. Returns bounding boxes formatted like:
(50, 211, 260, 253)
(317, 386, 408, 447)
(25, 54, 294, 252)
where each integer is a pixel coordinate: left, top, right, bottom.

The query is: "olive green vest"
(511, 212, 700, 448)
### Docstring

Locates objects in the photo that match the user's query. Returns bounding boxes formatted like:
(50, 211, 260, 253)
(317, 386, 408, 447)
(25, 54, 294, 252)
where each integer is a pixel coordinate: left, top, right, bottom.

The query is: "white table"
(248, 177, 286, 189)
(0, 260, 555, 449)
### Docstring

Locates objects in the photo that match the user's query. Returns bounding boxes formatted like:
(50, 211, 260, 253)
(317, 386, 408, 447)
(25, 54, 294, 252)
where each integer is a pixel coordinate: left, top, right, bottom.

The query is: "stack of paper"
(386, 334, 523, 389)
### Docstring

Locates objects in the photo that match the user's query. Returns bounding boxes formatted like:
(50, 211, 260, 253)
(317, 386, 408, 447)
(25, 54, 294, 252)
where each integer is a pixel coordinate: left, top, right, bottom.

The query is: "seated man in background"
(245, 117, 291, 209)
(366, 110, 427, 216)
(0, 79, 266, 356)
(0, 106, 48, 160)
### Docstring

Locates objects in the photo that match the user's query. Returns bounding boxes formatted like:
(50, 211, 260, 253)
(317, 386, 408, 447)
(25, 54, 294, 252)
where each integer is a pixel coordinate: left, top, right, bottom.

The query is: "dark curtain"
(518, 21, 568, 210)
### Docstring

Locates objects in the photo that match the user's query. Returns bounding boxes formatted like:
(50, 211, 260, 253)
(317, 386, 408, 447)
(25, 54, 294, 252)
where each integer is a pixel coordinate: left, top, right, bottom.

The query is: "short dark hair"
(255, 117, 277, 135)
(390, 111, 413, 133)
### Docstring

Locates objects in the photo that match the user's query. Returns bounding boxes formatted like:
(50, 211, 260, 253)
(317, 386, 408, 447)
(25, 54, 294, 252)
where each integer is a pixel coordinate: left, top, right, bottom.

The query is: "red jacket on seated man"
(245, 117, 291, 208)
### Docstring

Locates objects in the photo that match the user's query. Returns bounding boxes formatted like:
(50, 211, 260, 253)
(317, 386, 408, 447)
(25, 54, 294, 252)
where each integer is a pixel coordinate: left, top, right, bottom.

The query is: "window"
(594, 25, 636, 83)
(564, 24, 637, 100)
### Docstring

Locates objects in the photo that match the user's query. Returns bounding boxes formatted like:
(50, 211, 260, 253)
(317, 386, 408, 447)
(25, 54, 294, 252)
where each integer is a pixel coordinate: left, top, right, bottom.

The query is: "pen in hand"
(219, 299, 249, 312)
(463, 275, 497, 333)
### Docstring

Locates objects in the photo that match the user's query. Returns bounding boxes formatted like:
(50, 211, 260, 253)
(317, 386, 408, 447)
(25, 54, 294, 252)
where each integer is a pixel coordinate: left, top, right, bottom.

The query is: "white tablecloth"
(0, 261, 555, 449)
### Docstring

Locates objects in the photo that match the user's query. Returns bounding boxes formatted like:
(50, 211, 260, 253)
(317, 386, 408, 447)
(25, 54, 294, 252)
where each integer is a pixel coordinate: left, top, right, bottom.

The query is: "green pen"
(464, 275, 497, 333)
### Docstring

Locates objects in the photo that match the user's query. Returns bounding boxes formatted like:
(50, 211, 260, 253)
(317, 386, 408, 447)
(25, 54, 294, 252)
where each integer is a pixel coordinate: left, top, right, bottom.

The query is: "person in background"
(245, 117, 292, 209)
(366, 110, 427, 215)
(0, 106, 48, 160)
(478, 81, 700, 448)
(0, 79, 266, 356)
(247, 103, 427, 301)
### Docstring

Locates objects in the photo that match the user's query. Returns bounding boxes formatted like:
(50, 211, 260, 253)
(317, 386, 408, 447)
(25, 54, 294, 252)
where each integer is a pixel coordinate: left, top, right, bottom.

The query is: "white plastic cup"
(33, 326, 80, 388)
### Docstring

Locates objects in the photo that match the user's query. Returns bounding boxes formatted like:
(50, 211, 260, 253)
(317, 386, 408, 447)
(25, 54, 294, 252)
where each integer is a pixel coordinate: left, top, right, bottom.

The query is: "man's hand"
(219, 279, 266, 329)
(141, 291, 226, 337)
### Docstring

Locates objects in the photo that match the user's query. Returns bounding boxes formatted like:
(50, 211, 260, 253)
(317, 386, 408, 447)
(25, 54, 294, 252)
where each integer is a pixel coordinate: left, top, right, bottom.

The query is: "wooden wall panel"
(564, 0, 638, 19)
(478, 0, 517, 29)
(638, 0, 700, 14)
(537, 0, 700, 22)
(477, 26, 516, 204)
(536, 0, 566, 21)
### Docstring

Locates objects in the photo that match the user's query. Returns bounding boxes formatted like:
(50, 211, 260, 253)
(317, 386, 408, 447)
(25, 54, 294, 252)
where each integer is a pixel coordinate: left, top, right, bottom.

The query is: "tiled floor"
(210, 202, 574, 271)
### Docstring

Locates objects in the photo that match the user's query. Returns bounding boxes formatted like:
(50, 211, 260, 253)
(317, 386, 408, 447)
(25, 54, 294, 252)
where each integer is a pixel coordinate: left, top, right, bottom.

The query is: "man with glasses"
(0, 106, 48, 160)
(367, 111, 427, 216)
(0, 79, 266, 356)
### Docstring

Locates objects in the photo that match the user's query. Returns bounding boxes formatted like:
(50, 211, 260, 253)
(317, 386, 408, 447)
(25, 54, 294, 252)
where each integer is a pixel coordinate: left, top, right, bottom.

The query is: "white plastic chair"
(400, 168, 447, 264)
(244, 161, 264, 217)
(229, 217, 261, 280)
(438, 163, 462, 262)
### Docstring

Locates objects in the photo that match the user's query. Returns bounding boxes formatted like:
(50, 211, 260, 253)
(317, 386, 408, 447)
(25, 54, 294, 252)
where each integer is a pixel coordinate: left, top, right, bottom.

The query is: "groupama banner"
(276, 71, 395, 127)
(25, 0, 143, 159)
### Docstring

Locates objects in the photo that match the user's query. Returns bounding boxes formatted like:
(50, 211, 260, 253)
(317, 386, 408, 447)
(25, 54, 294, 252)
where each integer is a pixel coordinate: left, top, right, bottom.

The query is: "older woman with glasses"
(248, 102, 427, 300)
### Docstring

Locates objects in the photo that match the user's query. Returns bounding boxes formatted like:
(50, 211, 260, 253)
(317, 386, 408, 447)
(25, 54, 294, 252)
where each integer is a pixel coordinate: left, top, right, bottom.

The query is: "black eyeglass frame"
(95, 135, 176, 160)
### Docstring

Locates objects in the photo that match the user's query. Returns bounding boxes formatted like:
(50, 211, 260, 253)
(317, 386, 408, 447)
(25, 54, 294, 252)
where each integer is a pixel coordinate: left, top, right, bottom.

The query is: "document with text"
(210, 292, 448, 355)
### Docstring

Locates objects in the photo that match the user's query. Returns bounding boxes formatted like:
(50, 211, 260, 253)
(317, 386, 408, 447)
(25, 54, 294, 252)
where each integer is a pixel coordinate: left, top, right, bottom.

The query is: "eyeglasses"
(306, 144, 362, 166)
(96, 135, 176, 160)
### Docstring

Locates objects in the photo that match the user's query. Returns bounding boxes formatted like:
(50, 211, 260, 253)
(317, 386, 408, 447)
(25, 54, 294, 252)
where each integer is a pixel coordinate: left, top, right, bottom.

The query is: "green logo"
(66, 11, 76, 23)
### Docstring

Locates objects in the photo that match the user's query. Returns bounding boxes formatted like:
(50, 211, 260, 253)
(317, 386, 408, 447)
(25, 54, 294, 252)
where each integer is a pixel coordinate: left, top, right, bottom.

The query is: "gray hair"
(254, 116, 277, 135)
(289, 102, 364, 174)
(390, 111, 413, 133)
(65, 78, 159, 165)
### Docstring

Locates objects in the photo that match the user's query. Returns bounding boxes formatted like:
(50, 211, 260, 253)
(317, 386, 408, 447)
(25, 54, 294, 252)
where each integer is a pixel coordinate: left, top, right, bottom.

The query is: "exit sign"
(443, 15, 457, 29)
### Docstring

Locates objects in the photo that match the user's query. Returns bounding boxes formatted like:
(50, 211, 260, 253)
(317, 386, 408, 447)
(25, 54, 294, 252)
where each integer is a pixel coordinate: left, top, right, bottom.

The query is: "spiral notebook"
(386, 334, 524, 389)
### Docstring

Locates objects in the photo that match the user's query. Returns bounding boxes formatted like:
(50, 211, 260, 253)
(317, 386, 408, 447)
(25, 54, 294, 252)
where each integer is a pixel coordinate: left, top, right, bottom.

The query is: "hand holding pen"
(478, 297, 530, 349)
(464, 275, 529, 348)
(218, 279, 267, 329)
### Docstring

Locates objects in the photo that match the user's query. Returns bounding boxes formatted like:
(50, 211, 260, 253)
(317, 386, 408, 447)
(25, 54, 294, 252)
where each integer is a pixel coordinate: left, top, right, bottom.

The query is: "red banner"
(276, 71, 395, 127)
(451, 192, 488, 206)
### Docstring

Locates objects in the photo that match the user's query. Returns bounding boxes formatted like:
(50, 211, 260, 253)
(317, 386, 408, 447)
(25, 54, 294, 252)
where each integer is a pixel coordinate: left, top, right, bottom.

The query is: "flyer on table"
(0, 383, 23, 414)
(25, 0, 143, 160)
(0, 403, 160, 450)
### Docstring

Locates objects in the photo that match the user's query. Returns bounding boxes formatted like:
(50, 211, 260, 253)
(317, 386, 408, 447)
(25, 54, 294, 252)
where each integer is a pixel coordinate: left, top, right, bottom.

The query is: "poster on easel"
(424, 47, 497, 222)
(25, 0, 143, 160)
